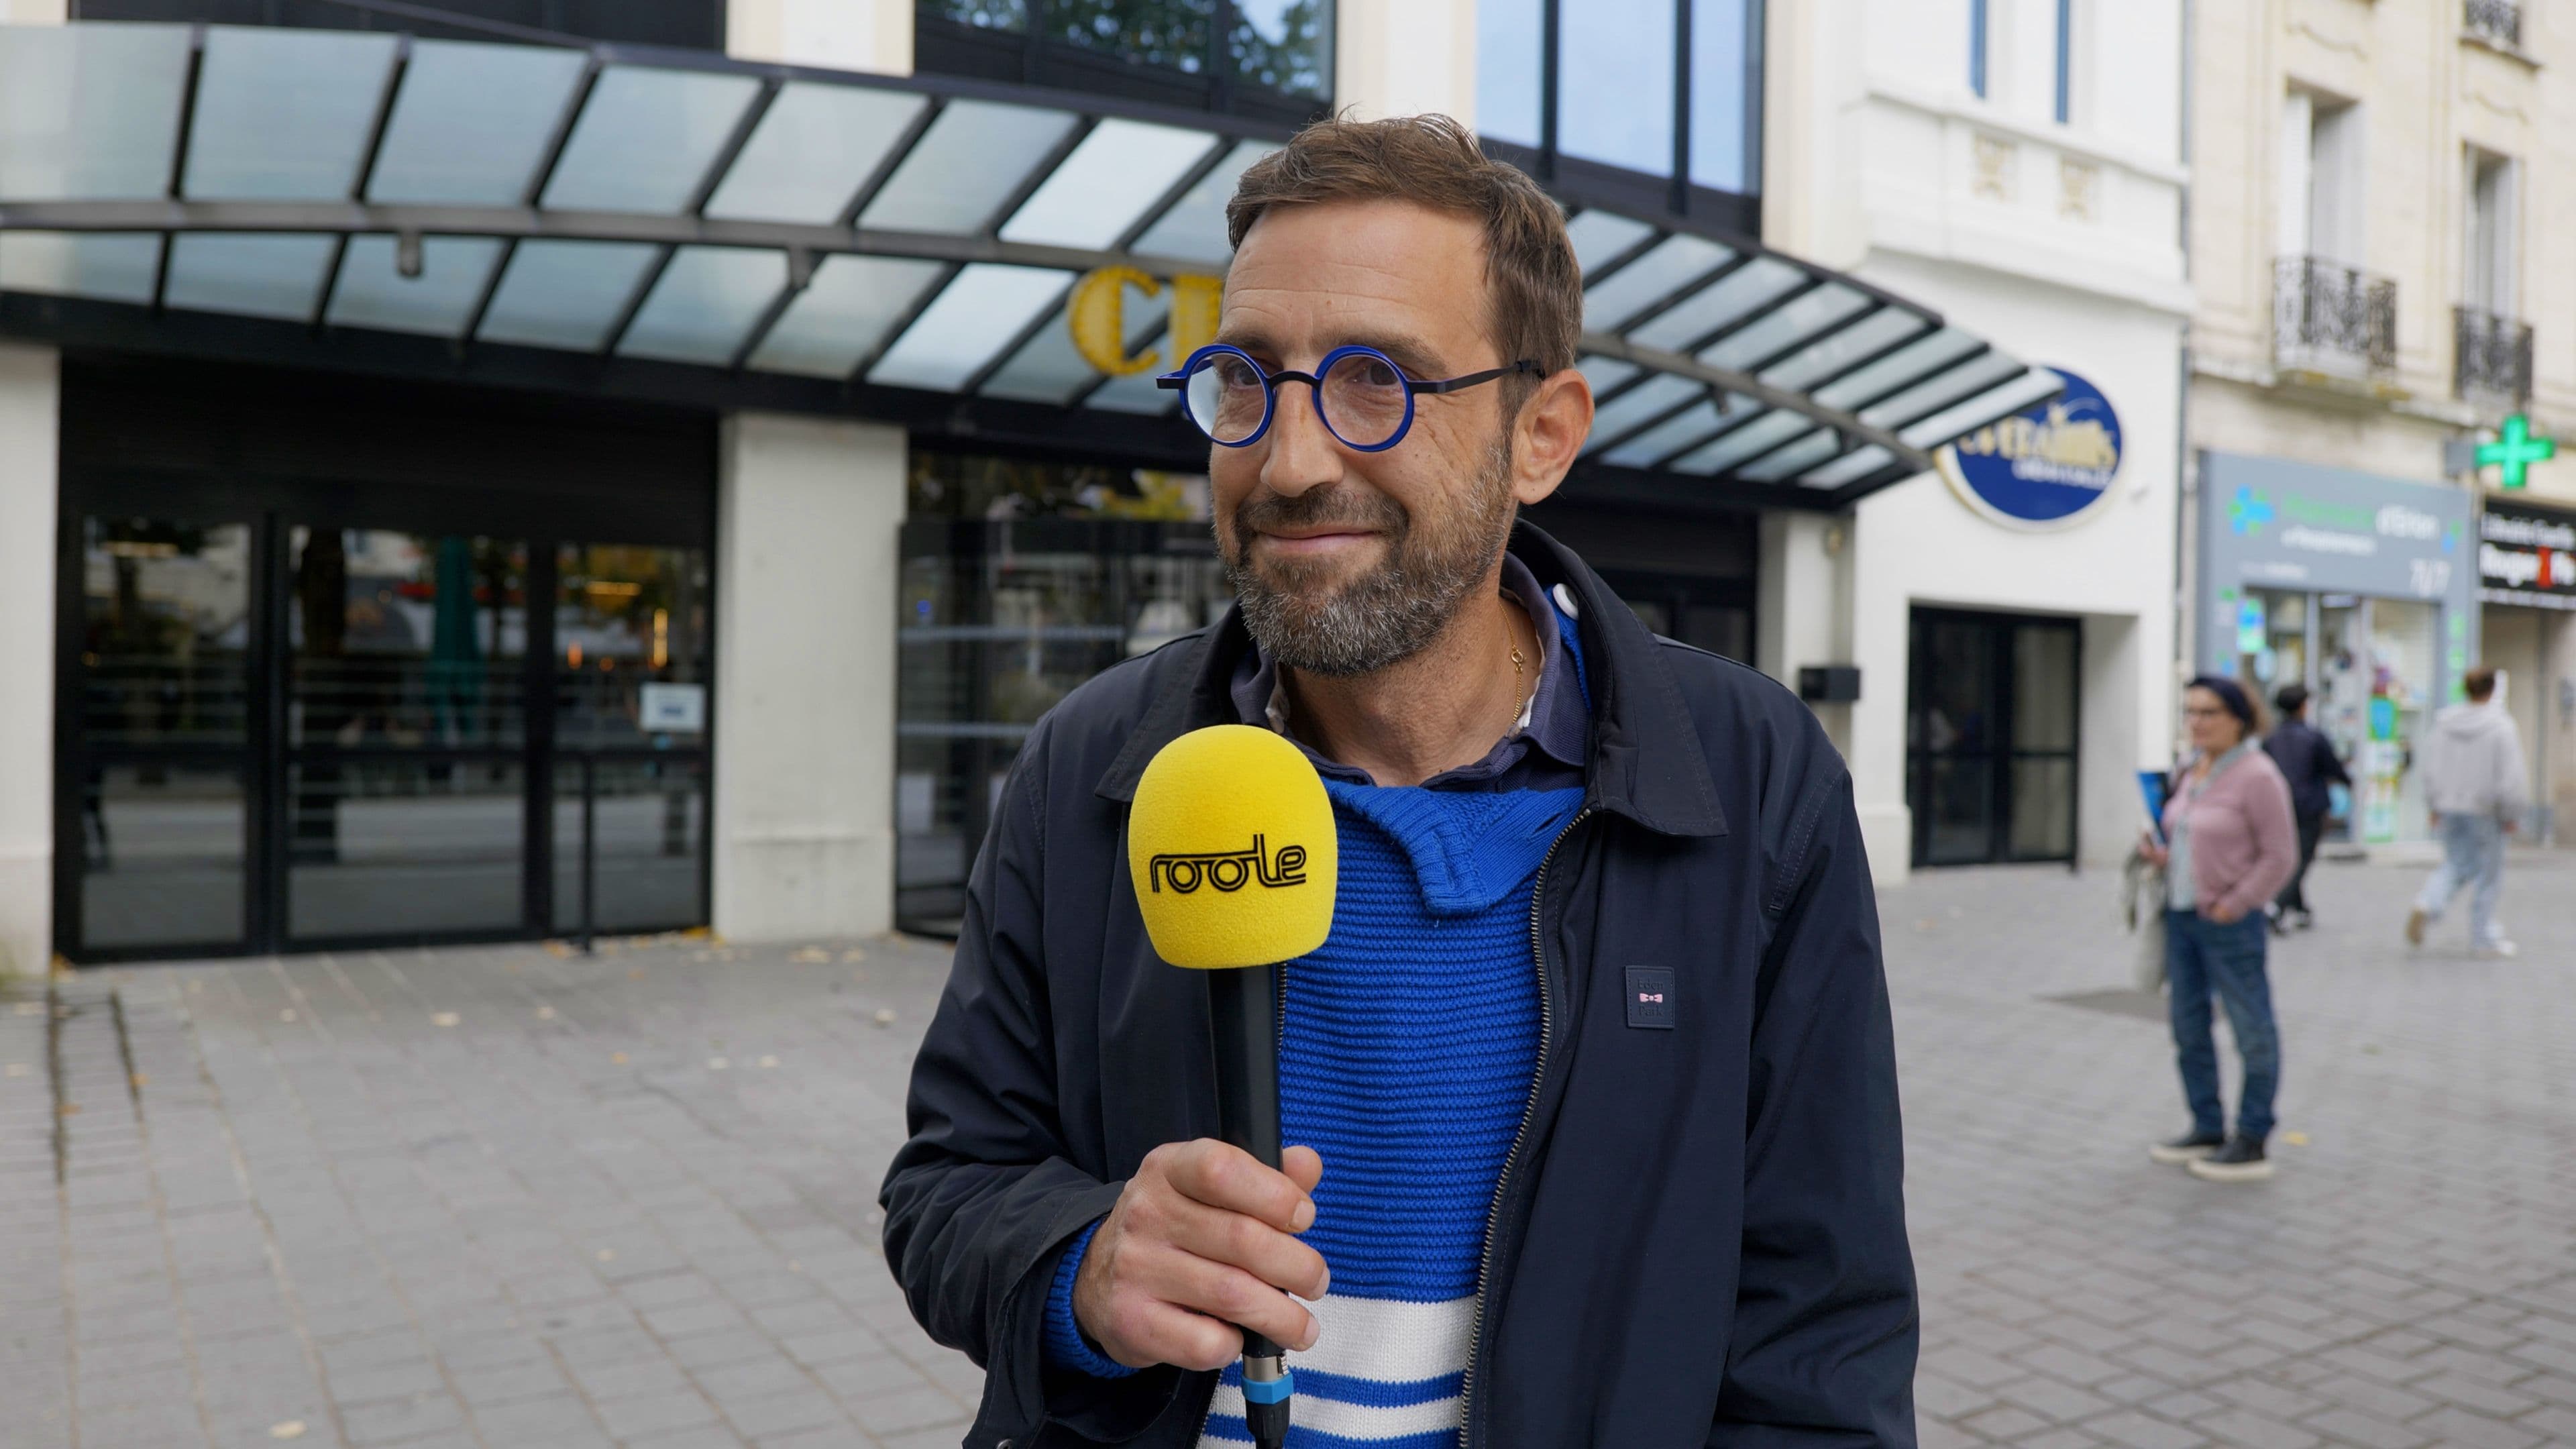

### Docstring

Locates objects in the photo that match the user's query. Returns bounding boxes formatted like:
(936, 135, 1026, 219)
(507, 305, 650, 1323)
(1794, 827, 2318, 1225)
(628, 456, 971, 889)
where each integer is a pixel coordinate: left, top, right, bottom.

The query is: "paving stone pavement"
(1, 852, 2571, 1448)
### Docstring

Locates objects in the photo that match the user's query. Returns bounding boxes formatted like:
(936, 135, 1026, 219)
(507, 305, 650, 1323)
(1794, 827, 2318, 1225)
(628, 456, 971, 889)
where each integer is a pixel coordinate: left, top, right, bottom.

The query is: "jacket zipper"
(1455, 807, 1590, 1449)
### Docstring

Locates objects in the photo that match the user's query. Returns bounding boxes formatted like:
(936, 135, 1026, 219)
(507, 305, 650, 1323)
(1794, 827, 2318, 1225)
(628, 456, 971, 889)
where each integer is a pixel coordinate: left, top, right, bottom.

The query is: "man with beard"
(882, 117, 1915, 1448)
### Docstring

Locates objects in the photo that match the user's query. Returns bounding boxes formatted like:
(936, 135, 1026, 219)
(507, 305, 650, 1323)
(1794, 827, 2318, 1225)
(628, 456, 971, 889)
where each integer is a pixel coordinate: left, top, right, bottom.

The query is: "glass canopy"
(0, 20, 2059, 505)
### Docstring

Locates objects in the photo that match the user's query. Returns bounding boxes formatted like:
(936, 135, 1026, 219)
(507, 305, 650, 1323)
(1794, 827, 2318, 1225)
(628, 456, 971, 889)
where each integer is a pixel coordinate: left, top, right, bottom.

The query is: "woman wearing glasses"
(2140, 678, 2298, 1183)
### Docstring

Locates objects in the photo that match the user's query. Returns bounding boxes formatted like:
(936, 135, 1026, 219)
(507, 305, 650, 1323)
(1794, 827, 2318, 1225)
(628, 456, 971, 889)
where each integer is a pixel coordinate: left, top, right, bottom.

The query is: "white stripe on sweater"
(1295, 1292, 1477, 1383)
(1194, 1293, 1477, 1446)
(1201, 1383, 1461, 1444)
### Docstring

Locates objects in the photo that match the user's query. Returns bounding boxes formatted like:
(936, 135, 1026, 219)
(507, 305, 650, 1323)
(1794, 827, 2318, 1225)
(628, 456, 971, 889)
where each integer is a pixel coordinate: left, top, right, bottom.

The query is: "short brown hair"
(2465, 665, 2498, 700)
(1225, 115, 1581, 410)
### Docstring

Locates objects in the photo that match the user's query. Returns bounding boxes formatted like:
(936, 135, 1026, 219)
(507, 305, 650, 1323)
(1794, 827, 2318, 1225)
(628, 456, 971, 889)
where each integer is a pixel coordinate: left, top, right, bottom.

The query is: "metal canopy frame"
(0, 19, 2061, 512)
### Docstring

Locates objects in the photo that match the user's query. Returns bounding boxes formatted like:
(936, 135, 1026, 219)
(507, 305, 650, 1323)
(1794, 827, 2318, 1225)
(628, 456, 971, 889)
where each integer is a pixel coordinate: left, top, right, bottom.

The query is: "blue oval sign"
(1935, 367, 2123, 528)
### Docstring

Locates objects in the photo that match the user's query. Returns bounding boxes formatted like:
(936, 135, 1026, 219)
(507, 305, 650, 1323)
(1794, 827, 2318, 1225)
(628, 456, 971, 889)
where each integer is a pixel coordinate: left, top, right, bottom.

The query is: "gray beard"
(1220, 436, 1517, 678)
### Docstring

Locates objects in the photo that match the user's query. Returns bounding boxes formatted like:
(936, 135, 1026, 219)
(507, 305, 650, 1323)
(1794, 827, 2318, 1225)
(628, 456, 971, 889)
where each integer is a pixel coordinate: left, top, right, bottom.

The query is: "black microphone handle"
(1208, 964, 1291, 1449)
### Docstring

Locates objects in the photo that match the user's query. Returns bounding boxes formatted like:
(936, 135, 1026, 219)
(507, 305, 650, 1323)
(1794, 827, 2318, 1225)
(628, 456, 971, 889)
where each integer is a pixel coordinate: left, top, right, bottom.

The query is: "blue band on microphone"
(1240, 1369, 1295, 1405)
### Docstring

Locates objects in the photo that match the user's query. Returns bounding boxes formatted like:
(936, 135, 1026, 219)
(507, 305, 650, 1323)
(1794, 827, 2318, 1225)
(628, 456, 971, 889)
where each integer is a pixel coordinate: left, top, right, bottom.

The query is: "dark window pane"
(1046, 0, 1214, 75)
(80, 763, 246, 951)
(1232, 0, 1332, 99)
(1689, 0, 1759, 193)
(1559, 0, 1675, 174)
(80, 519, 252, 749)
(1680, 604, 1750, 662)
(1923, 757, 1993, 865)
(2010, 757, 2075, 859)
(2012, 624, 2078, 752)
(553, 757, 707, 934)
(1475, 0, 1543, 147)
(287, 759, 525, 939)
(920, 0, 1030, 29)
(290, 529, 528, 751)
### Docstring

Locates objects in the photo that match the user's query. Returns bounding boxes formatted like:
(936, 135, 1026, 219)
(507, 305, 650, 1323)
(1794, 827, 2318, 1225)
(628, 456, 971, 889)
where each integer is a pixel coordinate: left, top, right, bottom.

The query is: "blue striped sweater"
(1047, 780, 1586, 1447)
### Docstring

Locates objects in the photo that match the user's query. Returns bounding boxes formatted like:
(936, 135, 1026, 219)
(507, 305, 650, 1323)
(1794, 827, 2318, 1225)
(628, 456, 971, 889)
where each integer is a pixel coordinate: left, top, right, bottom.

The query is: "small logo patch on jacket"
(1625, 967, 1676, 1029)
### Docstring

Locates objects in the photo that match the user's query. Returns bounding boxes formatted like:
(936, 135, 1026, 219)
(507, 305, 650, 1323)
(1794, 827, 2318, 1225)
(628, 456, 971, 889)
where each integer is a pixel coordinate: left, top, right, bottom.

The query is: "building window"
(2052, 0, 2072, 123)
(2278, 90, 2364, 266)
(2467, 148, 2516, 317)
(1475, 0, 1764, 227)
(67, 0, 725, 48)
(1970, 0, 1988, 99)
(914, 1, 1334, 125)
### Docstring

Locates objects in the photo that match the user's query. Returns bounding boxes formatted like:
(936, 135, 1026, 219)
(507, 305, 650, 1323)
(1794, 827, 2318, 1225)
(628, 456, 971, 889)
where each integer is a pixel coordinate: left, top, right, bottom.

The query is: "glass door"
(64, 515, 258, 956)
(1907, 608, 2082, 867)
(60, 498, 716, 961)
(284, 527, 531, 943)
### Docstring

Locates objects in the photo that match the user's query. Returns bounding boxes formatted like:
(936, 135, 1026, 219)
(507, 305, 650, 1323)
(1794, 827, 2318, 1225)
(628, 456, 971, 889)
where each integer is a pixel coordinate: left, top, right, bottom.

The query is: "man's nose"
(1258, 383, 1342, 498)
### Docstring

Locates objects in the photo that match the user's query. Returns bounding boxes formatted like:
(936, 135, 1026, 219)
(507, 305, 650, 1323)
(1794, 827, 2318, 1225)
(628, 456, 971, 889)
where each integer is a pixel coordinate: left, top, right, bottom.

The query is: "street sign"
(2474, 411, 2557, 488)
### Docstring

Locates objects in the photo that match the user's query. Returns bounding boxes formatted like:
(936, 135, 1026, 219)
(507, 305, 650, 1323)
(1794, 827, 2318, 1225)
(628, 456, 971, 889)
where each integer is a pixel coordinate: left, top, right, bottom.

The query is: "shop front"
(2475, 494, 2576, 840)
(2196, 453, 2477, 847)
(0, 15, 2055, 961)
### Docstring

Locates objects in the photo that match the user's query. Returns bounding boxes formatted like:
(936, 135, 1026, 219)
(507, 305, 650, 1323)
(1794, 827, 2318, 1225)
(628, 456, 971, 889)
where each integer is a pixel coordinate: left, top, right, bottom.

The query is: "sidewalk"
(3, 852, 2572, 1448)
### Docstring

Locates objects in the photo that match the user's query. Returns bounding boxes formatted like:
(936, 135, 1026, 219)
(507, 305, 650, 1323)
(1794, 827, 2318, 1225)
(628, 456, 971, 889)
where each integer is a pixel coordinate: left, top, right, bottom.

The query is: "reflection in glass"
(80, 519, 253, 749)
(1558, 0, 1675, 174)
(1921, 757, 1994, 865)
(553, 758, 708, 934)
(287, 760, 525, 938)
(896, 495, 1226, 930)
(290, 530, 527, 752)
(80, 765, 246, 951)
(555, 543, 711, 749)
(1230, 0, 1332, 98)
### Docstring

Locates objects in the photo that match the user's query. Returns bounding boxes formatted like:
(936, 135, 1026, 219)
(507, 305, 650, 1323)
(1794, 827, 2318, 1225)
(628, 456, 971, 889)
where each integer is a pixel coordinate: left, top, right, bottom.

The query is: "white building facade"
(1759, 0, 2191, 879)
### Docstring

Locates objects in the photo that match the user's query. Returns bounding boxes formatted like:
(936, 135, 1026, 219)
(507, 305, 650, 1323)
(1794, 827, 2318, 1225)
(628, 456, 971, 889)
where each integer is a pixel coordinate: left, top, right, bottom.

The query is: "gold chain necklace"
(1507, 603, 1529, 729)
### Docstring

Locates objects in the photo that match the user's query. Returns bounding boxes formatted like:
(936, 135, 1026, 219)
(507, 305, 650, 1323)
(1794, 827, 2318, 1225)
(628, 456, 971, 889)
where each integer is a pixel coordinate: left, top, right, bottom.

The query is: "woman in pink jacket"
(2142, 677, 2300, 1182)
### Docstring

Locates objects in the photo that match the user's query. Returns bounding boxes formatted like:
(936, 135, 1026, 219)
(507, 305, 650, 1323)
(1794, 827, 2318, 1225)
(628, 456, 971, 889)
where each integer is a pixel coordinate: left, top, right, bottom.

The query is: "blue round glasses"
(1156, 343, 1540, 453)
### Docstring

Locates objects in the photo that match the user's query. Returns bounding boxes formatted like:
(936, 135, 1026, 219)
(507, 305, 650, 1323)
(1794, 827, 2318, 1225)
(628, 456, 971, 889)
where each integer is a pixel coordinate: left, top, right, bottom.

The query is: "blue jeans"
(2164, 910, 2280, 1141)
(2416, 814, 2507, 947)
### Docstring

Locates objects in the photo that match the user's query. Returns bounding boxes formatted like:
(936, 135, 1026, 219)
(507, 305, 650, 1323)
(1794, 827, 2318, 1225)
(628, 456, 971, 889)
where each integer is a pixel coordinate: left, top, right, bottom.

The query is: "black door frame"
(56, 467, 716, 963)
(1906, 605, 2084, 869)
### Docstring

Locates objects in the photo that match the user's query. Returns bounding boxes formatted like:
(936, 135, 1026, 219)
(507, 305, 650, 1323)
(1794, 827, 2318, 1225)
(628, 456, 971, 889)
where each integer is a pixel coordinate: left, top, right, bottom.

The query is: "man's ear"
(1509, 368, 1594, 507)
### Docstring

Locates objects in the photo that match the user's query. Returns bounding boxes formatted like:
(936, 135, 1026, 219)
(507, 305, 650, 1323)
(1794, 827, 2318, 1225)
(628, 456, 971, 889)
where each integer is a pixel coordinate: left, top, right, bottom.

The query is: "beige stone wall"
(2190, 0, 2576, 498)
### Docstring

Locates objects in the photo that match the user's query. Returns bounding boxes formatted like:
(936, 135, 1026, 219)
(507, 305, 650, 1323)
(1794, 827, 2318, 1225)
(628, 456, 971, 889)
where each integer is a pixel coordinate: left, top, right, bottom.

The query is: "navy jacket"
(880, 523, 1917, 1448)
(2263, 718, 2351, 821)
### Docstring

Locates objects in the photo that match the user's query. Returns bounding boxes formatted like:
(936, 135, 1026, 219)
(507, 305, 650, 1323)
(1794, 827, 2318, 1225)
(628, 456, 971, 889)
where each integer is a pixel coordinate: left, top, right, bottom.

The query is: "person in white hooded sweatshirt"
(2407, 665, 2530, 957)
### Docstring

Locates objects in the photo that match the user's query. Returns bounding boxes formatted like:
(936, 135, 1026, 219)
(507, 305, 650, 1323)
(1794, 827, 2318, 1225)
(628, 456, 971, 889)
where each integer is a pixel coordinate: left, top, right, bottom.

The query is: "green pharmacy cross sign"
(2477, 413, 2557, 488)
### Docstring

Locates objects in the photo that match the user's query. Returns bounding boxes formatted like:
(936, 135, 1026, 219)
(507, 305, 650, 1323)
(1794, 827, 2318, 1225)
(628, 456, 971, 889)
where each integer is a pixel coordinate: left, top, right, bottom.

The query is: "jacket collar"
(1094, 520, 1729, 839)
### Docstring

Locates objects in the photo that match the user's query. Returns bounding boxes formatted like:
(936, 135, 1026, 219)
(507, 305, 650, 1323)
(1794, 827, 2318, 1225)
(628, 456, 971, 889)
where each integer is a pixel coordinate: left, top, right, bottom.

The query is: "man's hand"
(1073, 1141, 1328, 1371)
(2206, 902, 2243, 924)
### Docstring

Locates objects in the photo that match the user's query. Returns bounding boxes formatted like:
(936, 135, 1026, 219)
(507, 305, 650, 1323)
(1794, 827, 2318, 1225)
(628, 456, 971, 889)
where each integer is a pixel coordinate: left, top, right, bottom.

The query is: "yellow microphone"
(1128, 725, 1335, 1449)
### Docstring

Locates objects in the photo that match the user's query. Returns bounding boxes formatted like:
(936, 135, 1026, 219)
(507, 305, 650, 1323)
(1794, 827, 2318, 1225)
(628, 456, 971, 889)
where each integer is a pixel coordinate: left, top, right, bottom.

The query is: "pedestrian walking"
(2142, 678, 2298, 1183)
(2406, 665, 2529, 957)
(2262, 684, 2349, 932)
(880, 116, 1916, 1448)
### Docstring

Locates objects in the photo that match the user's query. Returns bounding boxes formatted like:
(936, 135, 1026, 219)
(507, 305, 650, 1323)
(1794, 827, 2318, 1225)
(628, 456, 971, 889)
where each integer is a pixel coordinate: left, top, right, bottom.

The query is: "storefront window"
(897, 453, 1226, 932)
(916, 0, 1333, 122)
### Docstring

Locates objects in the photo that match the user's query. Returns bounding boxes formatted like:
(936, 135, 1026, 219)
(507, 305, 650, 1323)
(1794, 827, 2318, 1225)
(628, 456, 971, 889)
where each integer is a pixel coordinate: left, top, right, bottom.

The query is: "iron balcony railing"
(2466, 0, 2522, 48)
(2273, 257, 2398, 376)
(2455, 305, 2534, 405)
